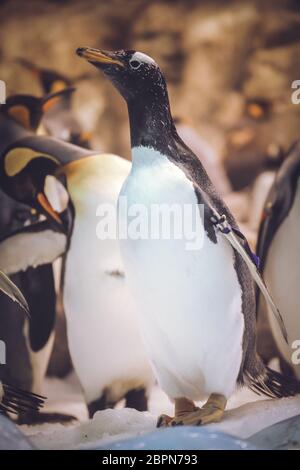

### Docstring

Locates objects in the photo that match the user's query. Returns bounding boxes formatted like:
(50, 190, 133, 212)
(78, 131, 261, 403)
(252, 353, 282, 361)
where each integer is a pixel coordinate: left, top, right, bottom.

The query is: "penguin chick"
(0, 146, 154, 417)
(77, 47, 300, 427)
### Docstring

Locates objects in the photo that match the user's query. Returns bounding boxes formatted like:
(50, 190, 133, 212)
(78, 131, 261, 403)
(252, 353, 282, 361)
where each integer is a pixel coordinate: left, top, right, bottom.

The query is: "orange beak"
(37, 192, 63, 225)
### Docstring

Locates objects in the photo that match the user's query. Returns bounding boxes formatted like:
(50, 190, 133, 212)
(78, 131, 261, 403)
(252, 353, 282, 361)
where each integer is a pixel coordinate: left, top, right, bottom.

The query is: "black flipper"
(20, 265, 56, 352)
(0, 382, 45, 414)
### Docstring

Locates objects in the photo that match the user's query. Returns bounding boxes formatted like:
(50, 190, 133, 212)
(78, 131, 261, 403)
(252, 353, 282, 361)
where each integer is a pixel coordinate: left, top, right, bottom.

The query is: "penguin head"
(76, 47, 167, 102)
(0, 150, 71, 234)
(16, 58, 72, 95)
(2, 95, 46, 131)
(2, 88, 76, 132)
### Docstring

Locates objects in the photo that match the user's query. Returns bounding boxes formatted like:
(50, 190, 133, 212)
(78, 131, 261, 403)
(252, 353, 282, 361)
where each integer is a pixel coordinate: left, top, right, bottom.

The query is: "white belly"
(119, 147, 244, 401)
(264, 183, 300, 379)
(63, 154, 153, 404)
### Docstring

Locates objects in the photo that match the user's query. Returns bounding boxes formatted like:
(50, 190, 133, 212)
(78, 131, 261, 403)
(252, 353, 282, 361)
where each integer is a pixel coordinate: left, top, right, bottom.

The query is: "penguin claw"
(167, 394, 226, 426)
(169, 407, 224, 426)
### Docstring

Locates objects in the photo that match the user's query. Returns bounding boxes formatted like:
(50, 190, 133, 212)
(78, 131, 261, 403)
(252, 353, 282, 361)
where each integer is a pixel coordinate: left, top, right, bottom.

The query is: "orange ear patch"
(42, 95, 61, 113)
(8, 105, 31, 129)
(37, 192, 62, 225)
(51, 80, 67, 93)
(247, 103, 264, 119)
(80, 131, 92, 141)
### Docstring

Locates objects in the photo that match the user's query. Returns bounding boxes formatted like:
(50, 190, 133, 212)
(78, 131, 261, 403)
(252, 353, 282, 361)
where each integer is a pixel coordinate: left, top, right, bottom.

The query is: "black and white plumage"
(0, 97, 58, 422)
(0, 135, 154, 417)
(257, 141, 300, 380)
(77, 47, 300, 425)
(0, 94, 81, 423)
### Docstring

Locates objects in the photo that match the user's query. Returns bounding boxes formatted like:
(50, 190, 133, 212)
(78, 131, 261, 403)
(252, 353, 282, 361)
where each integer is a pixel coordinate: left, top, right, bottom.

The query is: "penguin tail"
(0, 383, 46, 415)
(244, 362, 300, 399)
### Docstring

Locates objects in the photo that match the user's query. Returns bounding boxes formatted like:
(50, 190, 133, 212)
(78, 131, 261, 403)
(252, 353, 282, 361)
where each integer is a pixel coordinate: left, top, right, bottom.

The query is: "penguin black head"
(0, 150, 70, 234)
(2, 88, 76, 132)
(76, 47, 168, 103)
(2, 95, 47, 132)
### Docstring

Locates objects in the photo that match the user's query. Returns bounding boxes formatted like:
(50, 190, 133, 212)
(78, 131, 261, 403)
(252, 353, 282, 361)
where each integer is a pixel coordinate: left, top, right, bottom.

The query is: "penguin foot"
(157, 397, 198, 428)
(169, 394, 227, 427)
(156, 413, 173, 428)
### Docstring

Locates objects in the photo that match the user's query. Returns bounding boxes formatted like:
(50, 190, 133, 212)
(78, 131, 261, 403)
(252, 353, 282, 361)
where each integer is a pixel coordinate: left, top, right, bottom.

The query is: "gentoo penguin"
(0, 138, 154, 417)
(257, 141, 300, 380)
(17, 58, 92, 148)
(0, 93, 74, 423)
(77, 47, 300, 426)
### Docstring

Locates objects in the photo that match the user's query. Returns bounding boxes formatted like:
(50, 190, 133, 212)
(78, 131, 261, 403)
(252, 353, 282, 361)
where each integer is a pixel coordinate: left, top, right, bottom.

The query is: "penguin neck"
(127, 89, 176, 158)
(0, 114, 31, 151)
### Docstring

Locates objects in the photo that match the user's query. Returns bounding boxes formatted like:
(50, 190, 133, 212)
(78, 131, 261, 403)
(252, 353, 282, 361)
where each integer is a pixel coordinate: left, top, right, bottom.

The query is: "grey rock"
(249, 414, 300, 450)
(0, 414, 34, 450)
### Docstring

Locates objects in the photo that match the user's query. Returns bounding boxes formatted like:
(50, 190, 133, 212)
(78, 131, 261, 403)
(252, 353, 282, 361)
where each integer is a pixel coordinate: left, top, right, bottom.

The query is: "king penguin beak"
(36, 192, 68, 233)
(76, 47, 124, 68)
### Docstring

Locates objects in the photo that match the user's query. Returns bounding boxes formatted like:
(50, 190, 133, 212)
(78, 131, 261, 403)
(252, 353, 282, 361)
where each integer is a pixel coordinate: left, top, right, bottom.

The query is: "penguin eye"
(129, 60, 141, 70)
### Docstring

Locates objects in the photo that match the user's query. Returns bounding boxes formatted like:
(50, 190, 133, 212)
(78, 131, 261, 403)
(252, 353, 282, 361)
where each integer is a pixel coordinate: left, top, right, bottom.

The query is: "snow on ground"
(19, 372, 300, 449)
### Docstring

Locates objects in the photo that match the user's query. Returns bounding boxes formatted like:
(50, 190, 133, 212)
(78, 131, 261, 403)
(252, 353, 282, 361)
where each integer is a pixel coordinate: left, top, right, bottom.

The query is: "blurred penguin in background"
(0, 91, 75, 423)
(0, 131, 154, 418)
(174, 117, 232, 196)
(257, 141, 300, 380)
(249, 144, 285, 233)
(17, 58, 92, 148)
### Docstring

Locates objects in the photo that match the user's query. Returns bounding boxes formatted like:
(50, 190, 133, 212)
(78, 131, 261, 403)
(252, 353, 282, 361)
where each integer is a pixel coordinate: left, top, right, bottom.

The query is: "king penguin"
(0, 270, 45, 418)
(17, 58, 92, 148)
(77, 47, 300, 426)
(257, 141, 300, 380)
(0, 134, 154, 417)
(0, 91, 75, 423)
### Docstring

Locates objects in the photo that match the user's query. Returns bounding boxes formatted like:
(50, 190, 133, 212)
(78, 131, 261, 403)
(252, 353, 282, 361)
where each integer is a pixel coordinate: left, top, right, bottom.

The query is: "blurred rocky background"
(1, 0, 300, 188)
(0, 0, 299, 372)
